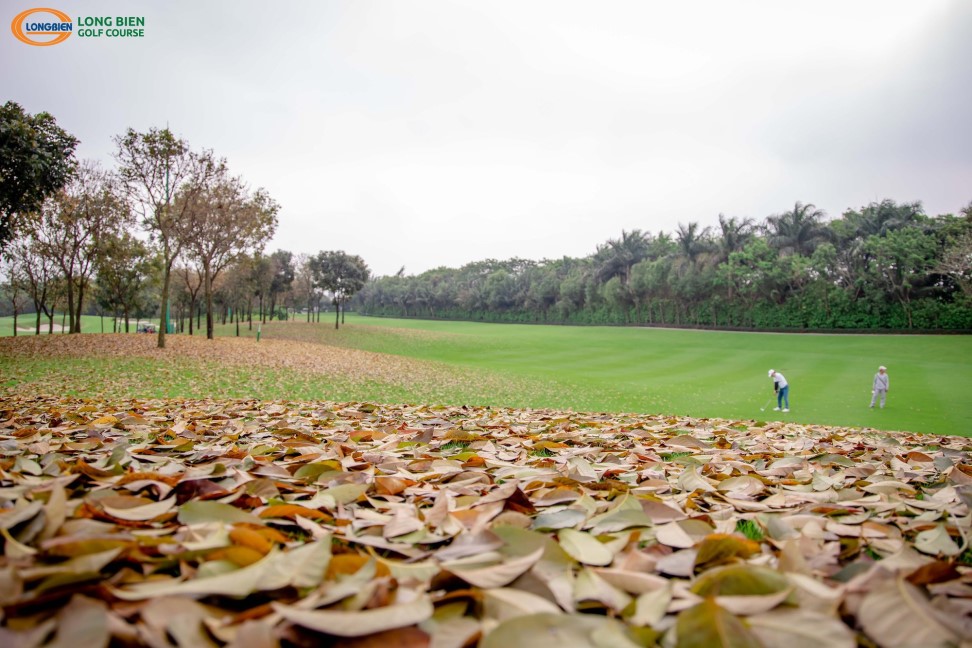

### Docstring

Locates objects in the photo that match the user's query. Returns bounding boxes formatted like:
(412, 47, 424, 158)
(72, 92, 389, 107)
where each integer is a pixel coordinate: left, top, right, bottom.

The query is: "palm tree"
(854, 200, 924, 238)
(675, 222, 713, 269)
(595, 229, 650, 285)
(715, 214, 755, 263)
(765, 201, 832, 256)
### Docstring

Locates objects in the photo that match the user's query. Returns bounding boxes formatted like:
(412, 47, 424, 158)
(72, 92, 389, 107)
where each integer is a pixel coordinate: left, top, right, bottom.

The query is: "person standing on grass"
(870, 365, 889, 409)
(768, 369, 789, 412)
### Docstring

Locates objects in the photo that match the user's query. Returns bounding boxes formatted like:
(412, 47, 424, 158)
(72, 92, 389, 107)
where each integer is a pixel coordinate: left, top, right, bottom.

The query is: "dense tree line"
(357, 201, 972, 330)
(0, 102, 370, 339)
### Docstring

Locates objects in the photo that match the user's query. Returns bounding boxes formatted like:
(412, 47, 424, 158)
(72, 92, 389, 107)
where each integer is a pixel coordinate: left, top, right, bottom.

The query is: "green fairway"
(233, 316, 971, 436)
(3, 314, 969, 436)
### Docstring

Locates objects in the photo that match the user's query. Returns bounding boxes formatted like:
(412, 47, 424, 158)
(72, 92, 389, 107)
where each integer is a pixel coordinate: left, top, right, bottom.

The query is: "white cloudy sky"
(4, 1, 971, 276)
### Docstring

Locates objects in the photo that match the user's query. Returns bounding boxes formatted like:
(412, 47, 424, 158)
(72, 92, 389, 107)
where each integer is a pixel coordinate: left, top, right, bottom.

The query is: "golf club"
(759, 397, 773, 412)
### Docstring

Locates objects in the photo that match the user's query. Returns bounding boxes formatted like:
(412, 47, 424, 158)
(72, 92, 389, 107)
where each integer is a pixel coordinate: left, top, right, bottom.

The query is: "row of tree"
(356, 201, 972, 330)
(166, 249, 369, 335)
(3, 101, 969, 334)
(0, 101, 370, 342)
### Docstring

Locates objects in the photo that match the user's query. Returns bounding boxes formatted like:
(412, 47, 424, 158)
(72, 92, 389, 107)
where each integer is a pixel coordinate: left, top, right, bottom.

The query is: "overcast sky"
(4, 1, 971, 276)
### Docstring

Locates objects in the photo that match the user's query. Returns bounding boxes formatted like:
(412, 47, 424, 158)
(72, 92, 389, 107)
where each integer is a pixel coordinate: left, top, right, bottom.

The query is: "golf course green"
(317, 315, 972, 436)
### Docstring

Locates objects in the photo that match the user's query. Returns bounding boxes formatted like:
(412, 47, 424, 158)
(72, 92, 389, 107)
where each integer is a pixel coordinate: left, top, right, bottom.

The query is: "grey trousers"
(870, 389, 887, 408)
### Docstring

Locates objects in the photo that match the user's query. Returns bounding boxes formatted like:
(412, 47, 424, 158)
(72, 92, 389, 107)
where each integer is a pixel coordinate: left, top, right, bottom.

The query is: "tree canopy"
(0, 101, 78, 255)
(311, 251, 371, 329)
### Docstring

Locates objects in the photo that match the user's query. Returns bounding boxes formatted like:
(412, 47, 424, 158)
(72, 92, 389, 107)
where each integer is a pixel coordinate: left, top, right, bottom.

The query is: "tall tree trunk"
(188, 299, 195, 335)
(35, 308, 42, 335)
(204, 263, 214, 340)
(158, 263, 172, 348)
(65, 279, 75, 334)
(12, 307, 17, 336)
(341, 299, 346, 324)
(73, 281, 84, 333)
(334, 299, 340, 329)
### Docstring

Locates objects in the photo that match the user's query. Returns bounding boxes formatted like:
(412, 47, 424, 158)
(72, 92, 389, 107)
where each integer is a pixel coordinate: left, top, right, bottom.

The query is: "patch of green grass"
(660, 451, 694, 461)
(735, 519, 765, 542)
(441, 440, 470, 453)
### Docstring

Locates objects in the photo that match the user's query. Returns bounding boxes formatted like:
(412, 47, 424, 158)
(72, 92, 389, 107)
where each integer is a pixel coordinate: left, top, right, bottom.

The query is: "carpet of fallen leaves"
(0, 334, 561, 407)
(0, 334, 455, 389)
(1, 395, 971, 647)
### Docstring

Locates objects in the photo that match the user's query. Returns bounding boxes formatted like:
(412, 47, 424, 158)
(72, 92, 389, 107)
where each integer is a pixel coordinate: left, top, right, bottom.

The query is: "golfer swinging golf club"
(768, 369, 789, 412)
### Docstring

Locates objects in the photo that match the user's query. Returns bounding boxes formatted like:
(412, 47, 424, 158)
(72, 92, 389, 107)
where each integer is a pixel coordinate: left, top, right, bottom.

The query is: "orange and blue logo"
(11, 7, 73, 46)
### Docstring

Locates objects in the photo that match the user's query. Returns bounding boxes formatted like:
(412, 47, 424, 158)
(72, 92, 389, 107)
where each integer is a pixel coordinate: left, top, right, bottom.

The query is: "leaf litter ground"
(1, 393, 971, 648)
(0, 334, 568, 408)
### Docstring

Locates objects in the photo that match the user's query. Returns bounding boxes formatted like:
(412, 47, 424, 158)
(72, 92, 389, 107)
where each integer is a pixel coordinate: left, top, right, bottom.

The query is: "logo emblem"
(11, 8, 73, 46)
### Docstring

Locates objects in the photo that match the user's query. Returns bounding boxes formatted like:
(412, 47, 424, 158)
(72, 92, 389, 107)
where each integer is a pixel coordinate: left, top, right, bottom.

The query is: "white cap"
(768, 369, 775, 377)
(879, 366, 886, 371)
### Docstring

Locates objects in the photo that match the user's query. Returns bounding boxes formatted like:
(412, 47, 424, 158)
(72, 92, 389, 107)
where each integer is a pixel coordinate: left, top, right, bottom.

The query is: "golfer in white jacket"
(768, 369, 789, 412)
(870, 366, 889, 409)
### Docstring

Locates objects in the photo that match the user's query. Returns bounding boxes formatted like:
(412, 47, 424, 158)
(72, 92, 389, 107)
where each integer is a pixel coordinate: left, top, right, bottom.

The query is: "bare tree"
(218, 257, 256, 336)
(174, 259, 204, 335)
(36, 162, 127, 333)
(181, 172, 278, 339)
(95, 231, 157, 333)
(268, 250, 295, 320)
(9, 235, 61, 334)
(291, 253, 315, 322)
(114, 127, 221, 348)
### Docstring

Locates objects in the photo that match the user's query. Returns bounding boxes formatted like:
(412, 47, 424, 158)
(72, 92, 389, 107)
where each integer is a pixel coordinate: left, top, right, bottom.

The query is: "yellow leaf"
(229, 527, 273, 555)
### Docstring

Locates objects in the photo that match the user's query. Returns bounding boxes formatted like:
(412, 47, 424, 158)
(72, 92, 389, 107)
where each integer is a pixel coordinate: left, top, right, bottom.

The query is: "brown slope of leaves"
(0, 333, 557, 409)
(0, 333, 447, 388)
(1, 395, 970, 647)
